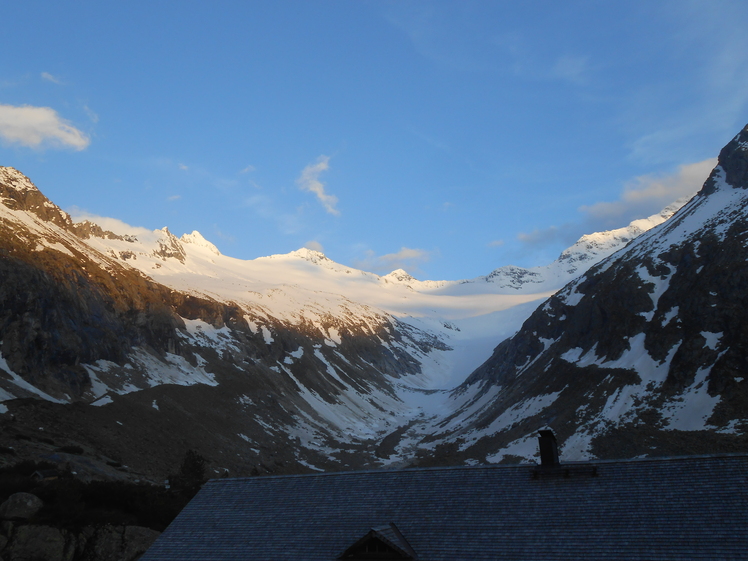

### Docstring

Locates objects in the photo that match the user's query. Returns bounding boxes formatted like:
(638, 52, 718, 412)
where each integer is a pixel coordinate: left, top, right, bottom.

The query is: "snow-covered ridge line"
(0, 164, 698, 397)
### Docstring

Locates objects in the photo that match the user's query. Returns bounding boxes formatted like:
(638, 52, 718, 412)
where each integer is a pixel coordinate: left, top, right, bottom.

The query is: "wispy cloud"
(517, 224, 569, 247)
(517, 157, 717, 249)
(83, 105, 99, 123)
(551, 54, 589, 84)
(167, 195, 181, 201)
(353, 247, 433, 275)
(304, 240, 324, 253)
(626, 3, 748, 164)
(296, 155, 340, 215)
(178, 163, 189, 171)
(0, 103, 90, 150)
(211, 226, 235, 244)
(244, 193, 303, 235)
(579, 158, 717, 227)
(67, 208, 152, 237)
(41, 72, 63, 84)
(239, 165, 256, 174)
(488, 239, 505, 247)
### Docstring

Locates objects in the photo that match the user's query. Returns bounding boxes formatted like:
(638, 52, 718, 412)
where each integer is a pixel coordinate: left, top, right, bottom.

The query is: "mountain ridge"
(408, 124, 748, 465)
(0, 132, 738, 482)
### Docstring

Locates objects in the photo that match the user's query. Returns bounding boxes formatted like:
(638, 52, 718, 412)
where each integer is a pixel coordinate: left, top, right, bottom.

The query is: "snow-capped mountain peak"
(0, 166, 38, 194)
(434, 123, 748, 465)
(474, 193, 696, 294)
(180, 230, 221, 255)
(383, 269, 416, 283)
(288, 247, 331, 263)
(2, 122, 736, 480)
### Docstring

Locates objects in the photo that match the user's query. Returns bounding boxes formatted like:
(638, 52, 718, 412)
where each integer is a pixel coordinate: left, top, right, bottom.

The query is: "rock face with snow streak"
(0, 121, 741, 482)
(425, 124, 748, 464)
(0, 167, 448, 478)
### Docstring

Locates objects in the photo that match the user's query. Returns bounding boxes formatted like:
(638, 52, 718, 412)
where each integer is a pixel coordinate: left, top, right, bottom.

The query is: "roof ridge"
(209, 452, 748, 484)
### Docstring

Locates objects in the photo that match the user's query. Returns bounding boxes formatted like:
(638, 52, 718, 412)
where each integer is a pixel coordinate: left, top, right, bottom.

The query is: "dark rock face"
(0, 493, 43, 521)
(437, 124, 748, 462)
(715, 126, 748, 190)
(0, 167, 446, 479)
(0, 230, 186, 401)
(0, 522, 159, 561)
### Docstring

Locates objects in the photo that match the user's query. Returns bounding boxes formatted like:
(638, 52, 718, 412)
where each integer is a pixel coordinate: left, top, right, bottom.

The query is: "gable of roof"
(141, 454, 748, 561)
(339, 523, 416, 560)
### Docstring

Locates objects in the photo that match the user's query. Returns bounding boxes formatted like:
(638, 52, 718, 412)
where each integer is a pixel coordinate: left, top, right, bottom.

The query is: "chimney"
(538, 430, 559, 467)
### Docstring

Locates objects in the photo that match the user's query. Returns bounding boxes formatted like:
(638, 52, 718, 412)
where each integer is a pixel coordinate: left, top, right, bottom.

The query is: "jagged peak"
(558, 193, 695, 263)
(287, 247, 331, 263)
(384, 269, 416, 282)
(72, 219, 135, 242)
(715, 122, 748, 189)
(180, 230, 220, 255)
(0, 167, 39, 193)
(0, 166, 76, 230)
(151, 226, 186, 262)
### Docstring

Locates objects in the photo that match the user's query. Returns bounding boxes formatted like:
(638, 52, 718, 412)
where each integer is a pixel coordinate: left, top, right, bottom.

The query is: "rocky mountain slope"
(0, 130, 732, 482)
(406, 124, 748, 465)
(0, 167, 446, 478)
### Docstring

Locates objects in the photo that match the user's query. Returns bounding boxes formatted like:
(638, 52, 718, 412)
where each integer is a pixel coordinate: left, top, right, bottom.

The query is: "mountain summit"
(417, 124, 748, 463)
(0, 122, 744, 481)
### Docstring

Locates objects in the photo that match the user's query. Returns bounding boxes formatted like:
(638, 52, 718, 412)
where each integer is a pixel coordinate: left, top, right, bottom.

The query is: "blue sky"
(1, 1, 747, 280)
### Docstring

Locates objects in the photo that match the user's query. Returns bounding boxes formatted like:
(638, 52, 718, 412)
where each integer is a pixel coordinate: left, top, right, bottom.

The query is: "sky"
(1, 1, 747, 280)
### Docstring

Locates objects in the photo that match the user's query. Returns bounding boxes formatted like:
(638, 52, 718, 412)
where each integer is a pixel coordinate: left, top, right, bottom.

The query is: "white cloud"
(240, 165, 256, 174)
(41, 72, 63, 84)
(304, 240, 324, 253)
(167, 195, 181, 201)
(353, 246, 433, 275)
(517, 157, 717, 250)
(178, 163, 189, 170)
(67, 207, 152, 238)
(0, 103, 89, 150)
(296, 155, 340, 216)
(488, 239, 505, 247)
(579, 158, 717, 226)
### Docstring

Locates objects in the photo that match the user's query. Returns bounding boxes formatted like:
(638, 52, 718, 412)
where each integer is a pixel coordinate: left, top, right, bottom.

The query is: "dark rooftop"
(142, 453, 748, 560)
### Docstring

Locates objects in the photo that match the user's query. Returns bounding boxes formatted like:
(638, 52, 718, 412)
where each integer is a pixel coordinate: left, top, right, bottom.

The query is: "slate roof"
(141, 453, 748, 560)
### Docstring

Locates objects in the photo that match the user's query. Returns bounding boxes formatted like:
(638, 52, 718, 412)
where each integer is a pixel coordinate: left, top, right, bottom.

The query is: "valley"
(0, 126, 746, 483)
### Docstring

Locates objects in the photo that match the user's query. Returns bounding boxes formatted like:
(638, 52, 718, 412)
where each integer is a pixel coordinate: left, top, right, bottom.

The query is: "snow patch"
(261, 326, 274, 344)
(92, 395, 113, 407)
(701, 331, 722, 350)
(486, 434, 538, 463)
(662, 307, 679, 326)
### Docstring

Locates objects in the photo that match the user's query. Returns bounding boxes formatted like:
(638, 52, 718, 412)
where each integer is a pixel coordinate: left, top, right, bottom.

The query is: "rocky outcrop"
(427, 123, 748, 462)
(0, 165, 456, 479)
(0, 493, 43, 521)
(150, 228, 186, 263)
(0, 492, 159, 561)
(0, 522, 159, 561)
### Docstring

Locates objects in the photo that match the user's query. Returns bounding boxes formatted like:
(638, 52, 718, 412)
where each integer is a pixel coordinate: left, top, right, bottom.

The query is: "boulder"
(4, 525, 70, 560)
(0, 493, 43, 521)
(79, 525, 161, 561)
